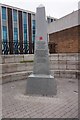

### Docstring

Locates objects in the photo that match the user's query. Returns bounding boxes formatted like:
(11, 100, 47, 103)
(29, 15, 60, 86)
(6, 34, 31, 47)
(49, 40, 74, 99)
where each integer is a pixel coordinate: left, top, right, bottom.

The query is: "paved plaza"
(2, 77, 78, 118)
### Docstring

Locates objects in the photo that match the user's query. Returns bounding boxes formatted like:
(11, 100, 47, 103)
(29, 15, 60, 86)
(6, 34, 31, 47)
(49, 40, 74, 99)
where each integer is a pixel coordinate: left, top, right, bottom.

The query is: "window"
(23, 12, 27, 23)
(23, 12, 27, 43)
(14, 28, 18, 42)
(33, 20, 35, 26)
(33, 30, 35, 34)
(13, 27, 18, 53)
(2, 7, 6, 20)
(51, 19, 53, 22)
(13, 10, 18, 42)
(13, 10, 18, 53)
(32, 20, 36, 42)
(13, 9, 17, 21)
(2, 26, 7, 42)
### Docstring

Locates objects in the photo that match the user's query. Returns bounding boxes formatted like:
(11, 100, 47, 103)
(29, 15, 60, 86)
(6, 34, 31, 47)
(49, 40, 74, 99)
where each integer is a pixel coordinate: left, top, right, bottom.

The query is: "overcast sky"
(0, 0, 80, 18)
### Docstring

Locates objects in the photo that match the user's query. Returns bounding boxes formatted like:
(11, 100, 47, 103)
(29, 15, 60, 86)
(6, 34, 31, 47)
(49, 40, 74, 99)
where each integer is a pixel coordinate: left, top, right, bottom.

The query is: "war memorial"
(26, 5, 57, 96)
(0, 4, 79, 119)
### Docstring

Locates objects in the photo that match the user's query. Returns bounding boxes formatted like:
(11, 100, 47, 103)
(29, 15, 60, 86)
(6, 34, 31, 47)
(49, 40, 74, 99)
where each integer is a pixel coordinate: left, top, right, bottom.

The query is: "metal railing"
(2, 41, 34, 55)
(2, 41, 57, 55)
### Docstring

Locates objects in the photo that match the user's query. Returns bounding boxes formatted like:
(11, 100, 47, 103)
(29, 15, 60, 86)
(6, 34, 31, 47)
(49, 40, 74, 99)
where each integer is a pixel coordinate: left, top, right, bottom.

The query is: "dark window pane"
(51, 19, 53, 22)
(14, 28, 18, 32)
(24, 24, 27, 29)
(23, 12, 27, 24)
(13, 9, 17, 21)
(24, 33, 27, 40)
(33, 30, 35, 34)
(2, 26, 7, 42)
(14, 27, 18, 42)
(23, 12, 27, 42)
(32, 20, 36, 42)
(2, 7, 6, 20)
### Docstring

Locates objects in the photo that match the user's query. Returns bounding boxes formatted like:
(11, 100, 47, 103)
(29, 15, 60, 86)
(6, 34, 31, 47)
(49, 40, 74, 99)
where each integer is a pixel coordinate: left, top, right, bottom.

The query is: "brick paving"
(2, 78, 78, 118)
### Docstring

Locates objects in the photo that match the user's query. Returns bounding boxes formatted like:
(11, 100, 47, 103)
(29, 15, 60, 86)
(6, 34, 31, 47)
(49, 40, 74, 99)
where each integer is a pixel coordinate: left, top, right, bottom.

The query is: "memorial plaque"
(26, 5, 57, 96)
(35, 50, 48, 57)
(37, 44, 46, 49)
(36, 58, 47, 63)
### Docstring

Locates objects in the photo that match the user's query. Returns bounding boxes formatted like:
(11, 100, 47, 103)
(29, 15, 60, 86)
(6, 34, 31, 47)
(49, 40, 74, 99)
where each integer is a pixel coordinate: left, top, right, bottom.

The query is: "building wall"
(49, 26, 79, 53)
(7, 8, 13, 54)
(78, 9, 80, 53)
(0, 4, 35, 54)
(0, 6, 2, 54)
(48, 10, 78, 34)
(0, 4, 55, 55)
(48, 10, 79, 53)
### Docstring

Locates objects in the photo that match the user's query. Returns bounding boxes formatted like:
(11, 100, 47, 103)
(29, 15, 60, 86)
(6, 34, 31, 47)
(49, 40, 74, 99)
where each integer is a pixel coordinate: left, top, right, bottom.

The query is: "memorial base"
(26, 74, 57, 96)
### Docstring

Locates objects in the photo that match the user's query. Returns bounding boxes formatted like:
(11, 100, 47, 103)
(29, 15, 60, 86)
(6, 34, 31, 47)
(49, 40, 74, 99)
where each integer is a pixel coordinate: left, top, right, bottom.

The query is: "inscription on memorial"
(36, 57, 47, 63)
(35, 50, 48, 57)
(36, 41, 46, 49)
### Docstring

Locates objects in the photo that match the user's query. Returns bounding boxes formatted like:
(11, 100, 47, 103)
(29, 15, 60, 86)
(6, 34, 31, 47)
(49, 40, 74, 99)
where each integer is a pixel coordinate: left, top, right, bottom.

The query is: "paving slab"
(2, 78, 78, 118)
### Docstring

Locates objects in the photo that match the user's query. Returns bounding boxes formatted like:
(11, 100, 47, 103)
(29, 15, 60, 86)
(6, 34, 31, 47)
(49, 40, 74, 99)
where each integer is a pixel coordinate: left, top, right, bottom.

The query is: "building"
(47, 16, 57, 23)
(1, 4, 78, 54)
(48, 10, 79, 53)
(0, 4, 56, 55)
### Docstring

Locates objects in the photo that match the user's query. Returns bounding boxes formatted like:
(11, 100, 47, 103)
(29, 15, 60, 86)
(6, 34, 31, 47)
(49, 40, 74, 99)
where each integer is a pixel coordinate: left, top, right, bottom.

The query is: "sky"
(0, 0, 80, 18)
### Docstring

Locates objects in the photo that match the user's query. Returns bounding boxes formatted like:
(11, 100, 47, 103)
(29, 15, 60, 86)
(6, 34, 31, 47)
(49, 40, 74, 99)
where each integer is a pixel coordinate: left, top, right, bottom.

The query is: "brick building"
(48, 10, 79, 53)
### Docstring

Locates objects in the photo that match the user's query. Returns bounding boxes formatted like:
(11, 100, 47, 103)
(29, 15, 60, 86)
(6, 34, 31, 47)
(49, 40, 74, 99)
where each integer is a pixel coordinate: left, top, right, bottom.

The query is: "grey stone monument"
(26, 5, 57, 96)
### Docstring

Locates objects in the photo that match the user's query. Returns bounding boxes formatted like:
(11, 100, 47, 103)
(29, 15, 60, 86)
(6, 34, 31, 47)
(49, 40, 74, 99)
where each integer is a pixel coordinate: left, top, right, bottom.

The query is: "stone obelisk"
(26, 5, 57, 96)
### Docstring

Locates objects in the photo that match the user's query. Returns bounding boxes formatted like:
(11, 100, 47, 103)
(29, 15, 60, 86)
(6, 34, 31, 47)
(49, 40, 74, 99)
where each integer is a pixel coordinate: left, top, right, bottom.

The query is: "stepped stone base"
(1, 70, 79, 84)
(2, 71, 32, 84)
(1, 54, 79, 84)
(26, 74, 57, 96)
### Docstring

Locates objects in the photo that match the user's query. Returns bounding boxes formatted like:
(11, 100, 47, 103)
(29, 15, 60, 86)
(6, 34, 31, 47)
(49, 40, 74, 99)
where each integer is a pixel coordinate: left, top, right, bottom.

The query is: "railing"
(2, 41, 34, 55)
(2, 41, 57, 55)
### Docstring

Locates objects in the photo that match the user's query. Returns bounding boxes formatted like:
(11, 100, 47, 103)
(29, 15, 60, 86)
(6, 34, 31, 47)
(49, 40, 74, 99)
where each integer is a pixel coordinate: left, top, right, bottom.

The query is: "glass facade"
(2, 7, 6, 20)
(2, 26, 7, 42)
(1, 5, 54, 55)
(2, 7, 8, 54)
(31, 17, 36, 53)
(23, 12, 27, 53)
(32, 20, 36, 43)
(14, 28, 18, 42)
(13, 9, 18, 53)
(13, 9, 17, 21)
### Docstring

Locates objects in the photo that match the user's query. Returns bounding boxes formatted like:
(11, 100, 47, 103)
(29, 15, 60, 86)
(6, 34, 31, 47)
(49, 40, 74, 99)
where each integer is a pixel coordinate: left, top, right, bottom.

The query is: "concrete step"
(1, 53, 78, 64)
(1, 70, 79, 84)
(2, 54, 34, 64)
(50, 61, 78, 70)
(2, 63, 33, 74)
(1, 54, 79, 84)
(51, 70, 79, 79)
(1, 71, 32, 84)
(1, 61, 78, 74)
